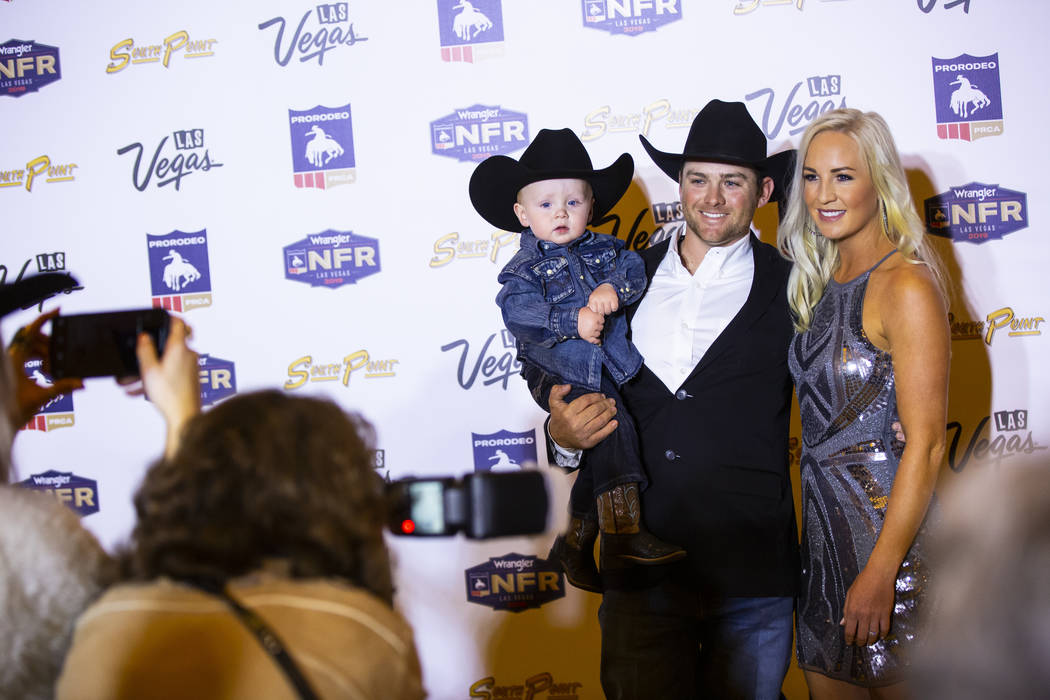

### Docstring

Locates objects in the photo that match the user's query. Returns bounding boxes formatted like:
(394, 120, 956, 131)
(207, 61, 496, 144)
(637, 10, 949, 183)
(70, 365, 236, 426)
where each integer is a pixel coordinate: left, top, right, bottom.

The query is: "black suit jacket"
(611, 232, 799, 597)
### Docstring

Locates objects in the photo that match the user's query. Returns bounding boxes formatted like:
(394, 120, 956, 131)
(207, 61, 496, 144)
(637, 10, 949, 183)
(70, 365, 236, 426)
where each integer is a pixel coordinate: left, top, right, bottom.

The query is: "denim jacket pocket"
(530, 256, 574, 303)
(580, 245, 617, 276)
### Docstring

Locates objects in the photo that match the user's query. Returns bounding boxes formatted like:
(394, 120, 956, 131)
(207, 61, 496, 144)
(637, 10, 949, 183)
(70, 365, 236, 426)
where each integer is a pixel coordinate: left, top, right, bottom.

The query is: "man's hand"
(587, 283, 619, 315)
(577, 307, 605, 345)
(548, 384, 617, 450)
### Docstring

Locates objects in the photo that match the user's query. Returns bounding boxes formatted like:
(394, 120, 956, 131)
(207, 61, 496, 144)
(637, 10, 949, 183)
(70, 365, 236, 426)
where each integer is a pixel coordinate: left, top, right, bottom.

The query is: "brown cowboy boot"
(547, 514, 602, 593)
(597, 483, 686, 570)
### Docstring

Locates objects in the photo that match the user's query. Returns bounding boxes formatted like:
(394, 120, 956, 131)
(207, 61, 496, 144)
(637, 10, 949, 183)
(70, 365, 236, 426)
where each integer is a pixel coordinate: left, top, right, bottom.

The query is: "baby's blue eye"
(568, 199, 580, 206)
(540, 202, 551, 208)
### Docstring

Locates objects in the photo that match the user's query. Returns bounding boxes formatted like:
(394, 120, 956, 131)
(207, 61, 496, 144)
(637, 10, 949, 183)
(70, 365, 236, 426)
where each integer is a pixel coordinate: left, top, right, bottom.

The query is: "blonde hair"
(778, 108, 946, 331)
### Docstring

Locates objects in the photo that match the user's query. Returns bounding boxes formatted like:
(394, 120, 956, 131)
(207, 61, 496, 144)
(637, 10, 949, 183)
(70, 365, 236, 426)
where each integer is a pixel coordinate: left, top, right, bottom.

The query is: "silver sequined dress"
(788, 252, 932, 686)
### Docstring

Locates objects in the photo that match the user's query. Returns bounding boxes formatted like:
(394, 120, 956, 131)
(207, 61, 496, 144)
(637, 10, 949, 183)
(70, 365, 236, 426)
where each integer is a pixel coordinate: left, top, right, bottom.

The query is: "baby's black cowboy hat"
(469, 128, 634, 233)
(639, 99, 795, 201)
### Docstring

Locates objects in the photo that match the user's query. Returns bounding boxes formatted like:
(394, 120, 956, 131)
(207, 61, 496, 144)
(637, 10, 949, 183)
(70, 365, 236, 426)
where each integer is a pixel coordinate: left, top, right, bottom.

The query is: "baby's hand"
(577, 307, 605, 345)
(587, 283, 619, 315)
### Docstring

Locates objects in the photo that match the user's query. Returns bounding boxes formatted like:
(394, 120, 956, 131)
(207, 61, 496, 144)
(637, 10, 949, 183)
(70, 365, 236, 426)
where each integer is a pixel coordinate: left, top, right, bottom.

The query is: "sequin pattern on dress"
(788, 255, 933, 686)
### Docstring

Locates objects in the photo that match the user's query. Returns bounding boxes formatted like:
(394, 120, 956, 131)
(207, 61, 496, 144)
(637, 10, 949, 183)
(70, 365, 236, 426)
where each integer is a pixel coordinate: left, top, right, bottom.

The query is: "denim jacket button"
(675, 389, 689, 400)
(664, 450, 677, 461)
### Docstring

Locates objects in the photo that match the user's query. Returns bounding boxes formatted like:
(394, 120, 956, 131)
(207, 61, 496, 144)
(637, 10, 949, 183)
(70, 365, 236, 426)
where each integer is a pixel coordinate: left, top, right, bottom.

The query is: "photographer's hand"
(135, 318, 200, 458)
(6, 309, 84, 429)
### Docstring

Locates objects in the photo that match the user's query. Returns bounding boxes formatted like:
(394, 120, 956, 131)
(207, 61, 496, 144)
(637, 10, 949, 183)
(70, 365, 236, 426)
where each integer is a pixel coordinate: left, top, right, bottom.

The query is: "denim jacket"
(496, 229, 646, 391)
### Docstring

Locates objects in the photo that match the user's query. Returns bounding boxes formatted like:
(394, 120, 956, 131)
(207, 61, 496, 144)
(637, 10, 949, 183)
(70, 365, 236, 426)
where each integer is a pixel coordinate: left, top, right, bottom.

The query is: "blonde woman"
(778, 109, 949, 698)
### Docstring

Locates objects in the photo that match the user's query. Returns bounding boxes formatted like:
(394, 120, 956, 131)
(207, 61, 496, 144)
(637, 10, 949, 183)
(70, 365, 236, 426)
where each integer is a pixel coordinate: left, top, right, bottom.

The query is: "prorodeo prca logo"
(283, 229, 380, 288)
(582, 0, 681, 35)
(437, 0, 504, 63)
(17, 470, 99, 517)
(932, 53, 1003, 141)
(924, 182, 1027, 244)
(198, 353, 237, 407)
(472, 429, 537, 472)
(147, 230, 213, 312)
(258, 3, 368, 67)
(466, 553, 564, 612)
(1, 39, 60, 97)
(21, 360, 74, 432)
(117, 129, 224, 191)
(288, 104, 356, 189)
(430, 104, 528, 162)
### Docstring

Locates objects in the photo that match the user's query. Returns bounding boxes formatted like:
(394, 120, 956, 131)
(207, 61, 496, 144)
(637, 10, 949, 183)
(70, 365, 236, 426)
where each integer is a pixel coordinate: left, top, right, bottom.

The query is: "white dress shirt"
(631, 232, 754, 392)
(551, 232, 756, 465)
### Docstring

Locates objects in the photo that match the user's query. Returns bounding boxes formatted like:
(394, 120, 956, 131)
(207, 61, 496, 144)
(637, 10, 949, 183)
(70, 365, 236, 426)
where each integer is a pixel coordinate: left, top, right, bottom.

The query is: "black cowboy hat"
(639, 99, 795, 201)
(469, 128, 634, 233)
(0, 273, 80, 320)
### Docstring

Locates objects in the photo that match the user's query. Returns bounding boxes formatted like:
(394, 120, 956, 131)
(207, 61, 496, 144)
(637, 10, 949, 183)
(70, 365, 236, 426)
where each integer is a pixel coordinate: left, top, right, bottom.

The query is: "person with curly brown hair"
(56, 390, 425, 700)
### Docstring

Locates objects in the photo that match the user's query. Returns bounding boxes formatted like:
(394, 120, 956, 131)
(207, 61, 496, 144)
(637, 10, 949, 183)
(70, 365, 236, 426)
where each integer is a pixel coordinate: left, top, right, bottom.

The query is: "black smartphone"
(49, 308, 171, 379)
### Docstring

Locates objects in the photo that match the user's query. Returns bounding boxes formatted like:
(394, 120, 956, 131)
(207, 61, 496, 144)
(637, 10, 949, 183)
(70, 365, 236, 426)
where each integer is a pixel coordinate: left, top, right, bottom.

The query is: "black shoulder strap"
(195, 582, 320, 700)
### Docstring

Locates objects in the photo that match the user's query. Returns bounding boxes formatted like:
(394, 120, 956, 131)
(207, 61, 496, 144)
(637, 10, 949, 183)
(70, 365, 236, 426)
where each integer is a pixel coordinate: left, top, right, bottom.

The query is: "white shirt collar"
(666, 231, 753, 279)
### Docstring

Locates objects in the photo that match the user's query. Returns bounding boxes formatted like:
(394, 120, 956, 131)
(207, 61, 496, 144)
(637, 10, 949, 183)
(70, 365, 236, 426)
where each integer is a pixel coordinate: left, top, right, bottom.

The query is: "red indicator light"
(401, 519, 416, 534)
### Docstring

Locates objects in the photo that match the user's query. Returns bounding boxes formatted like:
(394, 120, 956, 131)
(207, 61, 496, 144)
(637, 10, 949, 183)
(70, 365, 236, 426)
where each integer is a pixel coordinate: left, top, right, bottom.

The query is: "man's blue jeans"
(597, 581, 794, 700)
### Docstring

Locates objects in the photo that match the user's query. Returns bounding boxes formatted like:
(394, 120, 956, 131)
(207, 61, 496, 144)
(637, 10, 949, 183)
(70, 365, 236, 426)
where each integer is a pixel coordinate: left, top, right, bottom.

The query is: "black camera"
(49, 308, 171, 380)
(386, 471, 548, 539)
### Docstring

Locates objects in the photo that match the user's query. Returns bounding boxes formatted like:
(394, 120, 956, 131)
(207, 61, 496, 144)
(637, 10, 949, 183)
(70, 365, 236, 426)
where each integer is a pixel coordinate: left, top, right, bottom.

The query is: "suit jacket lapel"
(626, 236, 671, 330)
(685, 232, 782, 381)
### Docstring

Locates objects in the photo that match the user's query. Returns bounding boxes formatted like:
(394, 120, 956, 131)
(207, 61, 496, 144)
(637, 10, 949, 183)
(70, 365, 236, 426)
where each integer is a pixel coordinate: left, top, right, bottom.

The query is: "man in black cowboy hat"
(541, 101, 799, 699)
(471, 128, 686, 594)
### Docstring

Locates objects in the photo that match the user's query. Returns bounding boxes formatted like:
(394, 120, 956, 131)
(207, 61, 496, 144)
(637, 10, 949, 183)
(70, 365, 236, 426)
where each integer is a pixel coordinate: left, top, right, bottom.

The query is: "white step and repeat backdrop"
(3, 1, 1048, 698)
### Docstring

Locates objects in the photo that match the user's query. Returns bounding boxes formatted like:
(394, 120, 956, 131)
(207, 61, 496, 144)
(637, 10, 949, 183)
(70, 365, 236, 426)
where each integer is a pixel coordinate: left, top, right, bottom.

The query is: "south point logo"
(430, 104, 528, 162)
(733, 0, 856, 14)
(925, 182, 1028, 244)
(581, 98, 698, 142)
(117, 128, 224, 192)
(18, 470, 100, 517)
(288, 104, 355, 189)
(429, 230, 517, 268)
(470, 673, 584, 700)
(0, 39, 61, 97)
(746, 73, 846, 141)
(931, 53, 1003, 141)
(465, 553, 564, 612)
(0, 155, 78, 192)
(437, 0, 505, 63)
(582, 0, 682, 36)
(284, 351, 399, 390)
(441, 328, 522, 390)
(258, 3, 368, 67)
(22, 360, 74, 432)
(146, 230, 213, 313)
(106, 31, 218, 73)
(283, 230, 380, 288)
(948, 307, 1044, 345)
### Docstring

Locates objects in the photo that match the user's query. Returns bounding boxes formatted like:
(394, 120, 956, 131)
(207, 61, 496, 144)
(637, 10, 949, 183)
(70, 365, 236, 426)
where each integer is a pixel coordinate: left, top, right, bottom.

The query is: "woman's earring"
(881, 201, 889, 232)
